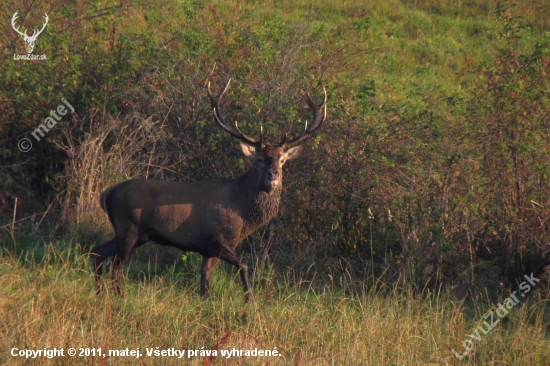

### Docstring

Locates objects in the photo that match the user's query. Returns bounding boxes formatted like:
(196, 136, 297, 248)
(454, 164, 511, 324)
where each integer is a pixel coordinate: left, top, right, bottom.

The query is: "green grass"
(1, 235, 549, 365)
(2, 0, 550, 364)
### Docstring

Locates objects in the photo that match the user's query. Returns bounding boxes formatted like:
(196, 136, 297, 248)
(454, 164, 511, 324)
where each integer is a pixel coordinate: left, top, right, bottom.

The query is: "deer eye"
(281, 159, 286, 164)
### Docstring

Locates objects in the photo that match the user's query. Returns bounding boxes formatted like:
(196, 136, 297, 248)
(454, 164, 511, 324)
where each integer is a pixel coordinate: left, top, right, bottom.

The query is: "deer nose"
(267, 170, 279, 181)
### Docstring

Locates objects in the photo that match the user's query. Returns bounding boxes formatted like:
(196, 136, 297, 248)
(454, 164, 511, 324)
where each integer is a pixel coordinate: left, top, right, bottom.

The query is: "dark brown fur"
(92, 81, 326, 301)
(92, 145, 297, 301)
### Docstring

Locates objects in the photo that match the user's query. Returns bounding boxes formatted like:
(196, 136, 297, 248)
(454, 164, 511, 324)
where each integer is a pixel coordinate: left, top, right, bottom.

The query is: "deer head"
(12, 11, 49, 54)
(207, 79, 327, 193)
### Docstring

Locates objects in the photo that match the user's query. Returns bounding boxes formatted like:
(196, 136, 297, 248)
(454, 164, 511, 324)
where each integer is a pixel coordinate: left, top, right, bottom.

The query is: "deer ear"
(284, 145, 303, 160)
(240, 141, 256, 157)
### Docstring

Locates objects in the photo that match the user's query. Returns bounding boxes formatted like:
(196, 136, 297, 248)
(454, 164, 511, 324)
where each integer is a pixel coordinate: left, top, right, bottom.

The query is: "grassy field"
(1, 234, 549, 365)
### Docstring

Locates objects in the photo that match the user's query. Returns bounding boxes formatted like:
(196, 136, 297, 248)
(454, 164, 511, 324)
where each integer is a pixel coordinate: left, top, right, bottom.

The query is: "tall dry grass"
(1, 238, 549, 365)
(54, 111, 177, 233)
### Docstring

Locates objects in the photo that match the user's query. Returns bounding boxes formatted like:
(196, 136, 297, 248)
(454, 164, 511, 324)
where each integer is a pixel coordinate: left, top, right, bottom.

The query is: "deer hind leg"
(91, 239, 117, 295)
(218, 247, 251, 302)
(110, 229, 140, 297)
(200, 256, 220, 299)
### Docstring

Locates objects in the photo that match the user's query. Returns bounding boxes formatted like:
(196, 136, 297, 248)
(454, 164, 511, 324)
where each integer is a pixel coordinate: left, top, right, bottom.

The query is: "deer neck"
(235, 165, 282, 227)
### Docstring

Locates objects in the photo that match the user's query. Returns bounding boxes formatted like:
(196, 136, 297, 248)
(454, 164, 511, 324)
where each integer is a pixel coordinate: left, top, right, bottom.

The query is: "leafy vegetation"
(1, 0, 550, 364)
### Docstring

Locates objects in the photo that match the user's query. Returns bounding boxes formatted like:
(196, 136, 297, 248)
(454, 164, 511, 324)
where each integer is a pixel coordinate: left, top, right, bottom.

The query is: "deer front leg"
(218, 247, 251, 302)
(200, 256, 220, 299)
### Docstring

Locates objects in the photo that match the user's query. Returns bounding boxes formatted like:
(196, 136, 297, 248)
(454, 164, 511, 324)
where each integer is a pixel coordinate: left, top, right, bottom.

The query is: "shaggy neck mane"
(236, 164, 282, 228)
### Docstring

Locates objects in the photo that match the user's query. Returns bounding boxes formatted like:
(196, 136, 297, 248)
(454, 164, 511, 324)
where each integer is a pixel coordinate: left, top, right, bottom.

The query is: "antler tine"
(207, 79, 260, 147)
(36, 13, 49, 36)
(11, 11, 28, 38)
(233, 120, 257, 145)
(30, 13, 49, 38)
(280, 86, 327, 148)
(260, 126, 264, 147)
(276, 132, 288, 147)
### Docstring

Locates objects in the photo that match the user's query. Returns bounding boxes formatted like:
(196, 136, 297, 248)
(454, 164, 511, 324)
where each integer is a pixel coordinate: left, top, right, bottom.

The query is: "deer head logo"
(11, 11, 48, 54)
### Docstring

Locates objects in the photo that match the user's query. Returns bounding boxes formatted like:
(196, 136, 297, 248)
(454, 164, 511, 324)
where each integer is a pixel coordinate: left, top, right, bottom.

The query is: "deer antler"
(278, 87, 327, 148)
(11, 11, 49, 53)
(11, 11, 28, 39)
(28, 13, 49, 42)
(207, 79, 263, 148)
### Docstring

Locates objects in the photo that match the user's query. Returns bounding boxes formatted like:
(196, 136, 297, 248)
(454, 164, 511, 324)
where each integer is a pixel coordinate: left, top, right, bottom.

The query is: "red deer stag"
(91, 79, 326, 301)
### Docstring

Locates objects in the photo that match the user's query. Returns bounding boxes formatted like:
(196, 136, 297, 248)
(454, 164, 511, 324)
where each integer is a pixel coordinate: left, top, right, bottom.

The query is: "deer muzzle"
(266, 170, 280, 187)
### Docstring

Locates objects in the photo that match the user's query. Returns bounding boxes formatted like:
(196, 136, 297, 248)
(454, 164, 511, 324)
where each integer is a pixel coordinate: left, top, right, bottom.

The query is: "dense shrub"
(1, 0, 549, 293)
